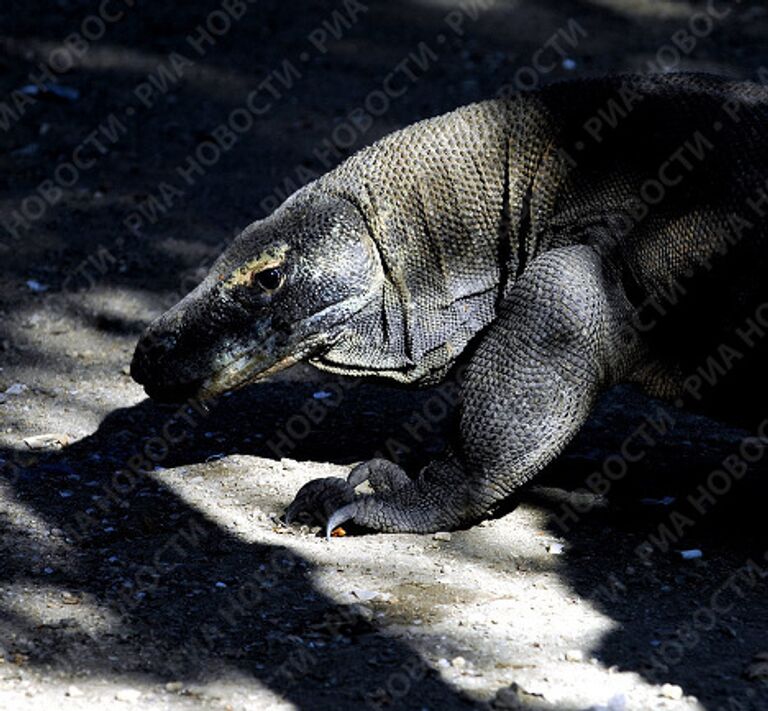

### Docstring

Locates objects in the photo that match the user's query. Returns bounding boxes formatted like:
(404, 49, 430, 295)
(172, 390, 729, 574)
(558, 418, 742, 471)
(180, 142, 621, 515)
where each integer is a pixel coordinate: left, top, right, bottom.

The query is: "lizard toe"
(348, 458, 412, 493)
(284, 476, 355, 528)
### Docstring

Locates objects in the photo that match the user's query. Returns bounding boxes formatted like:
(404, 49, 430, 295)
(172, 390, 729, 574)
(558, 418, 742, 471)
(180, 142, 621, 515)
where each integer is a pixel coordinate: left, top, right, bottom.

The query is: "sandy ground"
(1, 1, 768, 709)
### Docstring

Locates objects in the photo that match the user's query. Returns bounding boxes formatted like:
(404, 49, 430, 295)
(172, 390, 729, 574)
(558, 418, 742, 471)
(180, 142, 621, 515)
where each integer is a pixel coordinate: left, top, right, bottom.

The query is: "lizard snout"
(131, 328, 203, 403)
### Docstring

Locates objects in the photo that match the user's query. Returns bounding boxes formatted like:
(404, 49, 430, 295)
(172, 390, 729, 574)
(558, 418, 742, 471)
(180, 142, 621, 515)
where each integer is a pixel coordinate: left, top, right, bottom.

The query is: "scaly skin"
(131, 74, 768, 534)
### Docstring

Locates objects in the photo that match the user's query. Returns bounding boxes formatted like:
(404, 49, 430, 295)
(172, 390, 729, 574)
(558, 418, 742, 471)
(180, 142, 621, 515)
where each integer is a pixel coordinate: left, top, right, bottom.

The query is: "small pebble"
(433, 531, 452, 541)
(546, 542, 565, 555)
(660, 683, 684, 700)
(25, 279, 48, 292)
(115, 688, 142, 702)
(349, 589, 389, 602)
(451, 656, 467, 669)
(66, 685, 84, 697)
(61, 591, 80, 605)
(565, 649, 584, 662)
(165, 681, 183, 692)
(24, 433, 70, 450)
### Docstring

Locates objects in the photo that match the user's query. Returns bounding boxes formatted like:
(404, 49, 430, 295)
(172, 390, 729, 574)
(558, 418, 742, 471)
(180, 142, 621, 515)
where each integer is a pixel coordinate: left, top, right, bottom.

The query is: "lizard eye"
(252, 267, 284, 293)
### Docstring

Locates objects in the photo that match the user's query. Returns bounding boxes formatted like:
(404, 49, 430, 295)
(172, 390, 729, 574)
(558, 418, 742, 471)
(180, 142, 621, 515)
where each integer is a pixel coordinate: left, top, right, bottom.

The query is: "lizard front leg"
(287, 245, 639, 535)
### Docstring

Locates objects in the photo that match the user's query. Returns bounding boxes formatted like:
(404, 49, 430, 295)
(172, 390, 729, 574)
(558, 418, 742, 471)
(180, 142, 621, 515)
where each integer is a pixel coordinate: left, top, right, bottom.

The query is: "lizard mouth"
(196, 351, 299, 400)
(195, 334, 329, 401)
(137, 351, 299, 404)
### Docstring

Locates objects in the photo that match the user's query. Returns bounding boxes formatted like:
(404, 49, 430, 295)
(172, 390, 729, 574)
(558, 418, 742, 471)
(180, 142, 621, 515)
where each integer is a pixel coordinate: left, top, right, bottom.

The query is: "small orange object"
(331, 526, 347, 537)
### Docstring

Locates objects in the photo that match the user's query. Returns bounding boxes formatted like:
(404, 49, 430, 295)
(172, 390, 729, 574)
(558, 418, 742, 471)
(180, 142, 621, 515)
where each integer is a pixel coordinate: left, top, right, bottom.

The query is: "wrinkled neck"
(313, 97, 546, 383)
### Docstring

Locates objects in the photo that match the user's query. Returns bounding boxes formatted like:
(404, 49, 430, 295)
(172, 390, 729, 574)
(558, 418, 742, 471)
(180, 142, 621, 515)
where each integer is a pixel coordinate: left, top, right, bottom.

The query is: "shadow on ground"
(2, 378, 768, 709)
(0, 383, 484, 710)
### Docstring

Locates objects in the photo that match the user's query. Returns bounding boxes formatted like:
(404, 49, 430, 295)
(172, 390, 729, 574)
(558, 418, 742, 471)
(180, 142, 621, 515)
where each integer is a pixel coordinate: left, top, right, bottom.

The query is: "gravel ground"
(1, 1, 768, 709)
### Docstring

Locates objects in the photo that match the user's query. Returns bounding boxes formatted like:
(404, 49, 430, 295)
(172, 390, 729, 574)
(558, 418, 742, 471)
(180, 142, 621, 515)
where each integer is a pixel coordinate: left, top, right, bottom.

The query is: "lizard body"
(131, 74, 768, 533)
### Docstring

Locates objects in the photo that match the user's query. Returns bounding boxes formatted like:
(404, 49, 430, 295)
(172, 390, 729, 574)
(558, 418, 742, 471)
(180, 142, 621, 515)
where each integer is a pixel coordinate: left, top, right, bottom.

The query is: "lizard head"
(130, 191, 381, 403)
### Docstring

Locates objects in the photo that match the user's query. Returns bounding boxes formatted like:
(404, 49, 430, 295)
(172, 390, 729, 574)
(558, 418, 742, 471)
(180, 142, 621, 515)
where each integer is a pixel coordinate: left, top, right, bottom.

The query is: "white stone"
(115, 688, 142, 702)
(660, 683, 684, 699)
(565, 649, 584, 662)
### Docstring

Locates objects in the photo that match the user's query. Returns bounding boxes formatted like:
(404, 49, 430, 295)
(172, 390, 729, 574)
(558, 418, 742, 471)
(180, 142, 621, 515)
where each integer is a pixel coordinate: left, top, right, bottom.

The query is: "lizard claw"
(325, 502, 359, 540)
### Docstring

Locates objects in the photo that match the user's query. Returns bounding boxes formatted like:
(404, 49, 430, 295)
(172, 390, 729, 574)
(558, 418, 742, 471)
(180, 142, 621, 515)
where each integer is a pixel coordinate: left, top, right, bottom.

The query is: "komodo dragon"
(131, 74, 768, 536)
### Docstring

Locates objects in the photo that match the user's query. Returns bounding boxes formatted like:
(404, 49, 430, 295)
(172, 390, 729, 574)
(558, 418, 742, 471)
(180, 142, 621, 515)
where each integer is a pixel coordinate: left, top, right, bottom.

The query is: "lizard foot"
(324, 458, 414, 538)
(284, 459, 413, 537)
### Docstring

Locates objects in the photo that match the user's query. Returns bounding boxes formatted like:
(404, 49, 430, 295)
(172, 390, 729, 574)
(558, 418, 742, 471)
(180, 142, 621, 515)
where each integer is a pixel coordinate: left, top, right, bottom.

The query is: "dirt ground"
(1, 1, 768, 709)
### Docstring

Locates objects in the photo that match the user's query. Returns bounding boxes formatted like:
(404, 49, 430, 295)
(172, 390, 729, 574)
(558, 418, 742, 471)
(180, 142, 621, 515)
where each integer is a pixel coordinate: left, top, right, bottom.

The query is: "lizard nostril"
(131, 329, 179, 384)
